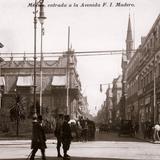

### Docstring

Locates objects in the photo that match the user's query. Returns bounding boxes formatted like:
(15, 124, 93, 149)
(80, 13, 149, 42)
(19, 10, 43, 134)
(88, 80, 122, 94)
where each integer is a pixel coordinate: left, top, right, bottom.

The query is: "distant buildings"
(105, 85, 113, 125)
(96, 76, 122, 128)
(112, 75, 122, 125)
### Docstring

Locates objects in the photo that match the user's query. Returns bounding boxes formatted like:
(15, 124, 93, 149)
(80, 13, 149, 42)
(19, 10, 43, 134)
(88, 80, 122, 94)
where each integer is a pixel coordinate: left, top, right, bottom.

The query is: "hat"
(58, 114, 64, 118)
(32, 117, 37, 123)
(64, 115, 70, 120)
(38, 115, 43, 121)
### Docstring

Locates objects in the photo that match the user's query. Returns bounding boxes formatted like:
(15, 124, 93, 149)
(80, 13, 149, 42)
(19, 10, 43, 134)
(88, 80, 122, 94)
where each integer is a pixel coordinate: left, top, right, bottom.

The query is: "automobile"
(118, 120, 134, 137)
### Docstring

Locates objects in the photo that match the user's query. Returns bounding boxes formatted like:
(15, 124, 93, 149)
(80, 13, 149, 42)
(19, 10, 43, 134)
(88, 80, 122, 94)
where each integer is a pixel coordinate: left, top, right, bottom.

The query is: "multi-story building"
(125, 46, 139, 122)
(105, 85, 113, 126)
(125, 14, 160, 132)
(112, 75, 122, 125)
(0, 50, 82, 133)
(78, 94, 90, 119)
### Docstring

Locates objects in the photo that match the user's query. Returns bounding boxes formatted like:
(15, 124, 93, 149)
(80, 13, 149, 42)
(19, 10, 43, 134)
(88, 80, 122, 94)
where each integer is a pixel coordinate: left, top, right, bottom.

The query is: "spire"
(126, 14, 133, 41)
(126, 14, 133, 61)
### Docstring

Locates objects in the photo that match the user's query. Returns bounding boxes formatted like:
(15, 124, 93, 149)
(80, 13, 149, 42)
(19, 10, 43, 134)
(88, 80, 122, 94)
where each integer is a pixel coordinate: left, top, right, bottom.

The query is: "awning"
(0, 76, 5, 86)
(51, 75, 66, 87)
(17, 76, 33, 87)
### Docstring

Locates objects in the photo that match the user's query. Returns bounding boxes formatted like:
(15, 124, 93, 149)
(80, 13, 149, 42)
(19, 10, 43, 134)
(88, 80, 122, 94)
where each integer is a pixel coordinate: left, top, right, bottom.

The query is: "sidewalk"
(0, 139, 57, 146)
(135, 132, 160, 144)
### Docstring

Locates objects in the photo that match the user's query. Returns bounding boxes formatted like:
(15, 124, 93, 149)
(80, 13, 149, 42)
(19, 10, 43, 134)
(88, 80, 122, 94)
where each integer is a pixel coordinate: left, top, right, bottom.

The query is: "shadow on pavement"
(0, 157, 135, 160)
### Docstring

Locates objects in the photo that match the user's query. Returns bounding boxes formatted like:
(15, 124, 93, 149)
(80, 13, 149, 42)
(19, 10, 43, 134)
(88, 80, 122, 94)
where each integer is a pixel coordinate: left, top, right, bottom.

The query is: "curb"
(135, 135, 160, 144)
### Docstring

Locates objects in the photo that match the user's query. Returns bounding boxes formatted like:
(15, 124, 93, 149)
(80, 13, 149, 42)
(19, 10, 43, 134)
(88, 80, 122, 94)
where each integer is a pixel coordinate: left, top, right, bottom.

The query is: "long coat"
(31, 122, 47, 149)
(54, 121, 63, 139)
(61, 121, 72, 151)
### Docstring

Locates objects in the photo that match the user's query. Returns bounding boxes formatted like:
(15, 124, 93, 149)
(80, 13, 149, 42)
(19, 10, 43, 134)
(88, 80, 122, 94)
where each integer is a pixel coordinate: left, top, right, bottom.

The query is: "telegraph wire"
(0, 49, 135, 58)
(0, 49, 135, 54)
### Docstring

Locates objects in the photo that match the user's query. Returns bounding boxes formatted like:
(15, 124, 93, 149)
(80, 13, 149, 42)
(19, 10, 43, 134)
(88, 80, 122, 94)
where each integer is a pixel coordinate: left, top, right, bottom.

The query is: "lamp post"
(14, 89, 20, 137)
(38, 0, 46, 115)
(33, 0, 38, 118)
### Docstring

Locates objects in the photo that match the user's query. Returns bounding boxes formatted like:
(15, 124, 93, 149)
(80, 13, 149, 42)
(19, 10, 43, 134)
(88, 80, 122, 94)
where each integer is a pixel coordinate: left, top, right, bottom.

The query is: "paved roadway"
(0, 132, 160, 160)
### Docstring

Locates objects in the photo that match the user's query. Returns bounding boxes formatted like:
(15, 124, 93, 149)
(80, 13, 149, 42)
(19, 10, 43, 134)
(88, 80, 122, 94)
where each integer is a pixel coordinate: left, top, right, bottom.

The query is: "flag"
(0, 43, 4, 48)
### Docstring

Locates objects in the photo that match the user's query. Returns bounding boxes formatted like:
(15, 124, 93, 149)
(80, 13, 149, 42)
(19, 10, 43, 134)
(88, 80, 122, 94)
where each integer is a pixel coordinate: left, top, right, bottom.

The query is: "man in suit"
(54, 114, 64, 157)
(62, 115, 72, 158)
(30, 115, 47, 160)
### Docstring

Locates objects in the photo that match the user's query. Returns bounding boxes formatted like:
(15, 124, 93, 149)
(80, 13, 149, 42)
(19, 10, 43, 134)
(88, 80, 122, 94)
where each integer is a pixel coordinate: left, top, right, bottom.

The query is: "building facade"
(112, 75, 122, 125)
(105, 85, 113, 126)
(125, 14, 160, 133)
(0, 51, 82, 133)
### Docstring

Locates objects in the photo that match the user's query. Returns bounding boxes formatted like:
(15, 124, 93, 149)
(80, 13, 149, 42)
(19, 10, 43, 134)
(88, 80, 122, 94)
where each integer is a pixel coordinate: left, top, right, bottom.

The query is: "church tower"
(126, 14, 133, 61)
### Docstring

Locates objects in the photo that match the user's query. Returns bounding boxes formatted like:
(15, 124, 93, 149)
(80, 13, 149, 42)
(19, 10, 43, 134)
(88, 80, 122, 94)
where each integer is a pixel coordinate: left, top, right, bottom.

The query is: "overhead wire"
(0, 49, 135, 59)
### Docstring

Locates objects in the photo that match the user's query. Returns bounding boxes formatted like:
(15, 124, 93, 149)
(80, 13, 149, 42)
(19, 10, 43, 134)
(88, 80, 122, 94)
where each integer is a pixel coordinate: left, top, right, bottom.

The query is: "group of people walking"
(77, 117, 96, 142)
(29, 114, 96, 160)
(29, 114, 72, 160)
(54, 114, 72, 158)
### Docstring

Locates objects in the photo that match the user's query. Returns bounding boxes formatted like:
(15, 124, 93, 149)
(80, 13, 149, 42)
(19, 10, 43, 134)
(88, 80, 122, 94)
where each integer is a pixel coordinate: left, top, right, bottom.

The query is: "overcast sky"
(0, 0, 160, 115)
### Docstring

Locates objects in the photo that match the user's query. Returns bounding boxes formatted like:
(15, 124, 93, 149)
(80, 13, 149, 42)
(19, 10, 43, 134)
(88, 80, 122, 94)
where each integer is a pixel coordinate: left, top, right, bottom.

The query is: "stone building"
(112, 75, 122, 125)
(125, 13, 160, 132)
(125, 46, 139, 122)
(0, 50, 82, 133)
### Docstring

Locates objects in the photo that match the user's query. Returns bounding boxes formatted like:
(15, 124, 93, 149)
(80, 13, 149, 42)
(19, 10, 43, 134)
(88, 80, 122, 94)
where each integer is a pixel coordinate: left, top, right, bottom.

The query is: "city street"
(0, 132, 160, 160)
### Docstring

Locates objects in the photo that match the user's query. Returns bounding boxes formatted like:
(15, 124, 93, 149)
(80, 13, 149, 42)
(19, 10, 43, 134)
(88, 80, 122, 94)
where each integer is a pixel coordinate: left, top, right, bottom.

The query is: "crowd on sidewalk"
(140, 121, 160, 142)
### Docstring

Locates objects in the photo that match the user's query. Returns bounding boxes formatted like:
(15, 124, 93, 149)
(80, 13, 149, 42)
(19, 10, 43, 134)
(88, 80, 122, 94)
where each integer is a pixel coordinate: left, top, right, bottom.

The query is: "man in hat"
(62, 115, 72, 158)
(30, 115, 47, 160)
(54, 114, 64, 157)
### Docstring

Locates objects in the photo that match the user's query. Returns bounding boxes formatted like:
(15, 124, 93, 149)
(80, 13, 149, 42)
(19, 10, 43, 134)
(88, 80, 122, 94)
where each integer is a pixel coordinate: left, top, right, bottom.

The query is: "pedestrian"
(54, 114, 64, 157)
(30, 115, 47, 160)
(82, 120, 88, 142)
(62, 115, 72, 159)
(153, 122, 160, 141)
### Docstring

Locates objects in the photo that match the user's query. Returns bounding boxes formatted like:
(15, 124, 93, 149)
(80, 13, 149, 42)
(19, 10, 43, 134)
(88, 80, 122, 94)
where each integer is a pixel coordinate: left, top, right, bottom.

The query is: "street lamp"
(38, 0, 46, 115)
(33, 0, 39, 118)
(99, 83, 112, 92)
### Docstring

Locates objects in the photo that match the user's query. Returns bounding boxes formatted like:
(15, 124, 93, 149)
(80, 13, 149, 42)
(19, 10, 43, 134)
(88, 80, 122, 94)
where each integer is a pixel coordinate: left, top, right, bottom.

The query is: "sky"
(0, 0, 160, 115)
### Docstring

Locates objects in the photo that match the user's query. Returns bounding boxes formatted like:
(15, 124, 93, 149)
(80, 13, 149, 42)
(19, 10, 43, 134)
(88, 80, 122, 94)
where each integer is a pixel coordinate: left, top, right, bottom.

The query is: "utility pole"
(16, 94, 20, 137)
(33, 0, 38, 118)
(38, 0, 46, 115)
(153, 57, 156, 124)
(153, 29, 157, 124)
(66, 26, 70, 115)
